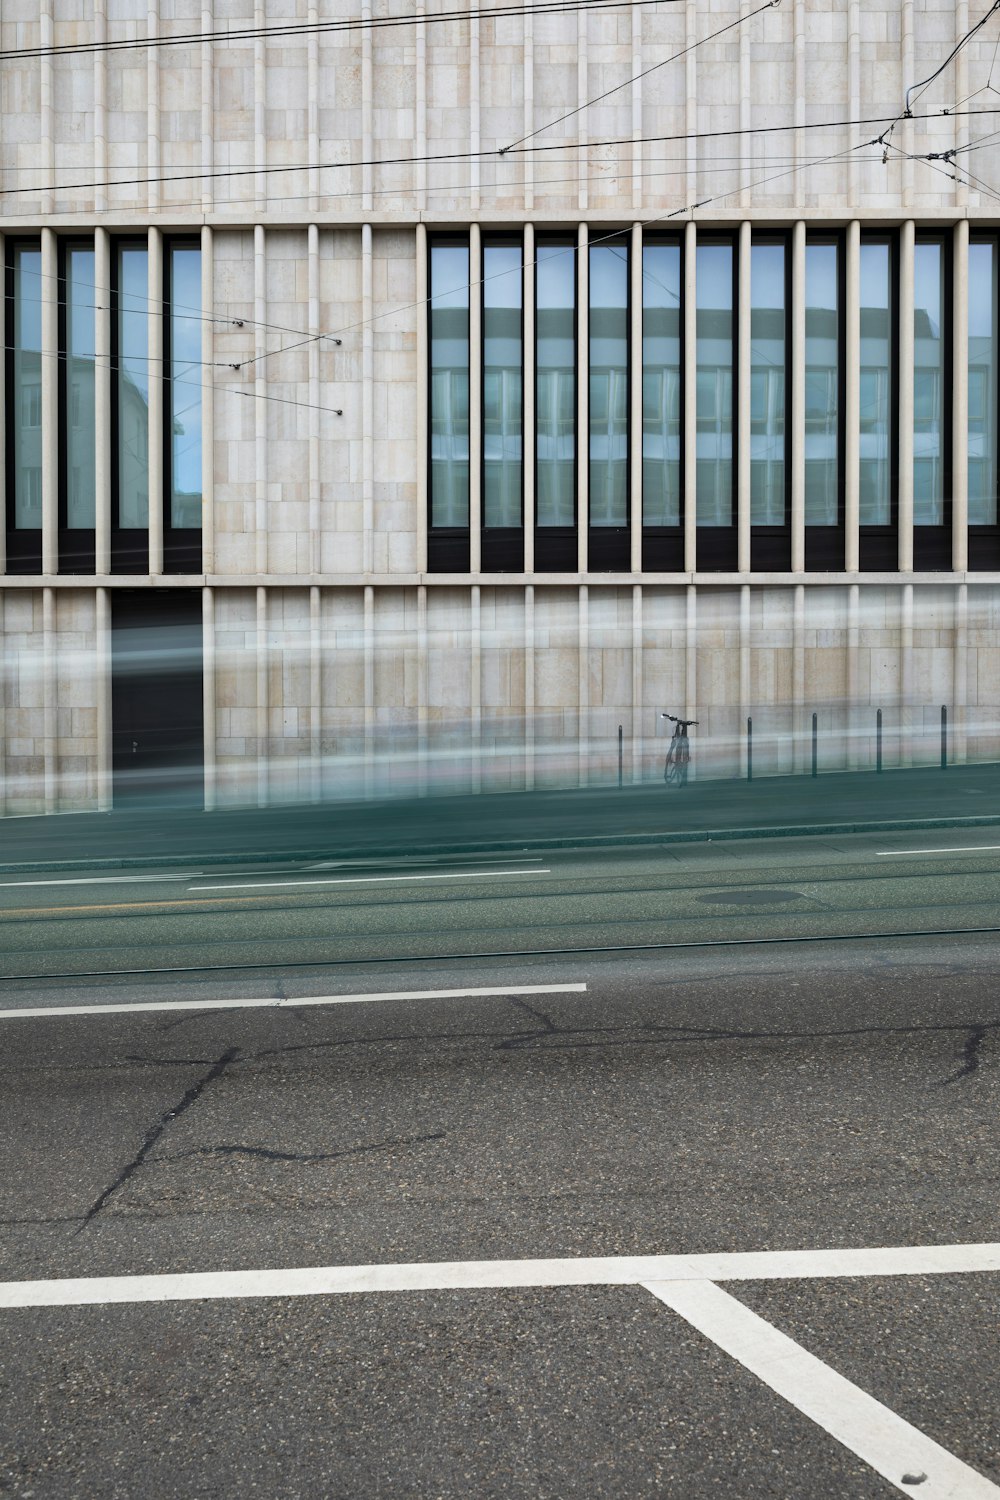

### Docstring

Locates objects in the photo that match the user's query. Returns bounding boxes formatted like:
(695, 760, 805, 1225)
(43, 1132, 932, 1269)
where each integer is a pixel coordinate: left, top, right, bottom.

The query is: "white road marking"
(0, 982, 587, 1022)
(192, 868, 551, 891)
(0, 874, 202, 889)
(306, 858, 545, 870)
(877, 845, 1000, 857)
(0, 1242, 996, 1308)
(646, 1278, 1000, 1499)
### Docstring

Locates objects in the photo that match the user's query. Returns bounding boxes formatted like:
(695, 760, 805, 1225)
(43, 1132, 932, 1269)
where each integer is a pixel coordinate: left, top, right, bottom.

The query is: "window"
(536, 241, 576, 528)
(805, 241, 840, 526)
(749, 241, 787, 526)
(913, 239, 946, 526)
(969, 240, 996, 526)
(116, 244, 150, 530)
(64, 245, 96, 529)
(429, 241, 470, 529)
(859, 240, 892, 526)
(642, 241, 681, 527)
(696, 242, 734, 527)
(483, 241, 522, 529)
(167, 244, 203, 531)
(21, 383, 41, 428)
(11, 245, 43, 530)
(589, 241, 628, 528)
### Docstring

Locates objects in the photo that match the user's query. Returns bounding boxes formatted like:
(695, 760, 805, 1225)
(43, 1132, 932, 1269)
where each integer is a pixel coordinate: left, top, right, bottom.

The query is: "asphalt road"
(1, 832, 998, 1497)
(2, 824, 1000, 980)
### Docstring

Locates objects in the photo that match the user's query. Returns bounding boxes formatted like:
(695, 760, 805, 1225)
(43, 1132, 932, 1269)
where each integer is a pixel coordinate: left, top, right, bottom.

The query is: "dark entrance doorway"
(111, 590, 204, 807)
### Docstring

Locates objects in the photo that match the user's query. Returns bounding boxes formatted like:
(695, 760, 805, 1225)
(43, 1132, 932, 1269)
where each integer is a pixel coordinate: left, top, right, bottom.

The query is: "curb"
(2, 812, 1000, 875)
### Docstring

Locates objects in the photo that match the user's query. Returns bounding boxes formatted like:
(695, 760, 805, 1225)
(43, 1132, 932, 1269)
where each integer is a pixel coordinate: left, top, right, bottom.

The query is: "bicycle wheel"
(665, 759, 684, 786)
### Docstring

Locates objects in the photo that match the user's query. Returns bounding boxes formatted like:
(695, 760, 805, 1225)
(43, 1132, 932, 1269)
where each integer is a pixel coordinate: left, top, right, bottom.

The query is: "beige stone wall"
(3, 581, 1000, 811)
(1, 589, 99, 815)
(0, 0, 983, 224)
(2, 3, 1000, 816)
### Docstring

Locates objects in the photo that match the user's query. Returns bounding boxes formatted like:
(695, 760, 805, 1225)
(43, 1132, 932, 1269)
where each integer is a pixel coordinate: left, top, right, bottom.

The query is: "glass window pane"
(169, 246, 202, 530)
(969, 240, 997, 526)
(642, 242, 681, 526)
(696, 242, 733, 527)
(536, 241, 576, 528)
(117, 245, 149, 529)
(750, 242, 786, 526)
(589, 242, 628, 528)
(859, 240, 891, 526)
(429, 242, 470, 529)
(805, 241, 839, 526)
(483, 242, 522, 529)
(913, 241, 945, 526)
(12, 246, 42, 530)
(65, 247, 96, 529)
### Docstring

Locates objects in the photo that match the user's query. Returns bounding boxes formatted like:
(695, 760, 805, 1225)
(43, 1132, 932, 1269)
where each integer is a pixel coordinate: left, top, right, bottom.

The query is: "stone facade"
(1, 0, 999, 812)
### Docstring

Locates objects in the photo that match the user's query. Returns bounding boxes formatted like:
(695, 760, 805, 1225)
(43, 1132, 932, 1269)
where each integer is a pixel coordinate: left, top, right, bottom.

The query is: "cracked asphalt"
(0, 833, 998, 1497)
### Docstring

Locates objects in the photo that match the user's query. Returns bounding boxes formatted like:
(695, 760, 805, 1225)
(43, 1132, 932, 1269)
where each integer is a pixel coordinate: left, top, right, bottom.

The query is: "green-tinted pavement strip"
(1, 811, 1000, 875)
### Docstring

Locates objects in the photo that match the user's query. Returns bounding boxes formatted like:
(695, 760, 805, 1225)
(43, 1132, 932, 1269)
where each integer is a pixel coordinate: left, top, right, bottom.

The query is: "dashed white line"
(877, 845, 1000, 857)
(0, 981, 586, 1021)
(0, 874, 202, 888)
(0, 1242, 996, 1307)
(192, 868, 550, 891)
(647, 1278, 1000, 1498)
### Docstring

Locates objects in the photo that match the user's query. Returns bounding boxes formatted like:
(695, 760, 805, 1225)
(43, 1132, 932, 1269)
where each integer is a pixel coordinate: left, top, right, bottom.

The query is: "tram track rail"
(3, 921, 1000, 986)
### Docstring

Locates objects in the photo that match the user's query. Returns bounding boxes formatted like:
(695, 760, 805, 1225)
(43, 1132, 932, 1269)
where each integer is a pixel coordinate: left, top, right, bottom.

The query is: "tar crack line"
(160, 1130, 446, 1165)
(939, 1024, 989, 1085)
(77, 1047, 239, 1232)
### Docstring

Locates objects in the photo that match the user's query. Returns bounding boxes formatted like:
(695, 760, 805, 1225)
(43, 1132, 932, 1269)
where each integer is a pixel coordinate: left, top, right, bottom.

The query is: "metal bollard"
(811, 712, 818, 778)
(747, 716, 753, 782)
(618, 724, 623, 787)
(941, 705, 948, 769)
(876, 708, 883, 773)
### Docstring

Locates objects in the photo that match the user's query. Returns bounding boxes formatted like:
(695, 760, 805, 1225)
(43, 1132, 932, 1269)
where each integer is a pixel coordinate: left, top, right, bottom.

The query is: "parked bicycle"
(662, 713, 698, 787)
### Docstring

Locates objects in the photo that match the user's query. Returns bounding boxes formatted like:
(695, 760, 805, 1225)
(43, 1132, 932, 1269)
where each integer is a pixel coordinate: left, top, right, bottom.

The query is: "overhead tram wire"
(904, 0, 1000, 116)
(2, 139, 879, 412)
(0, 119, 911, 381)
(0, 342, 344, 417)
(0, 125, 893, 387)
(0, 0, 681, 62)
(212, 132, 872, 375)
(2, 105, 994, 203)
(873, 2, 1000, 164)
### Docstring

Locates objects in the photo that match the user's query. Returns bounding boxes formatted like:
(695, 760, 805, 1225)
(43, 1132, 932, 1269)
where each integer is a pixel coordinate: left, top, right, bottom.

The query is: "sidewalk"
(1, 762, 999, 873)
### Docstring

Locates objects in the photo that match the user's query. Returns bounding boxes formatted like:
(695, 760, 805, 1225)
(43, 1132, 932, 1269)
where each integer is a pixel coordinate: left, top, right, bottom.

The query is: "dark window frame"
(110, 235, 150, 574)
(481, 231, 525, 573)
(805, 229, 847, 570)
(640, 232, 685, 572)
(749, 230, 793, 571)
(968, 231, 1000, 569)
(695, 231, 739, 573)
(534, 233, 578, 573)
(427, 231, 472, 574)
(58, 237, 97, 574)
(163, 236, 205, 574)
(913, 229, 952, 570)
(587, 230, 631, 572)
(859, 229, 899, 572)
(4, 236, 44, 574)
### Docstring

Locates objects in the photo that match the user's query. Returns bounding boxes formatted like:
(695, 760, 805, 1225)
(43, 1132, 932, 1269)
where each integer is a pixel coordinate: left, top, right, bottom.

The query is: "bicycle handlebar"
(661, 714, 699, 726)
